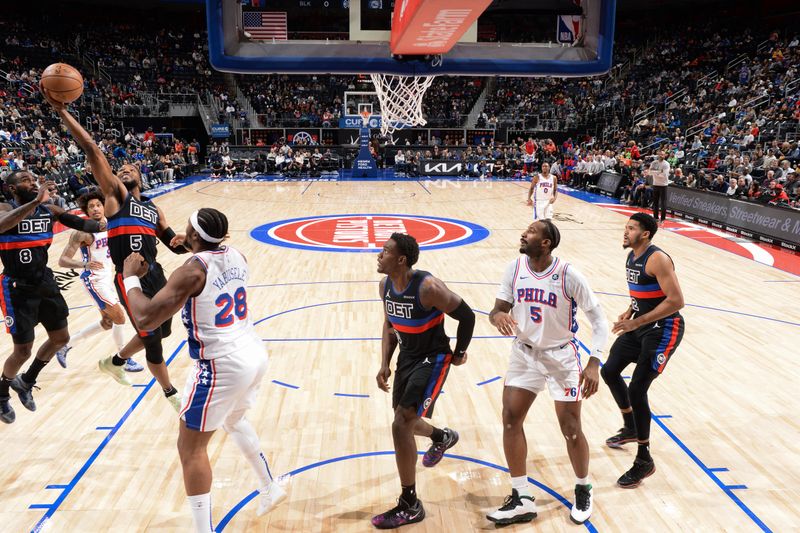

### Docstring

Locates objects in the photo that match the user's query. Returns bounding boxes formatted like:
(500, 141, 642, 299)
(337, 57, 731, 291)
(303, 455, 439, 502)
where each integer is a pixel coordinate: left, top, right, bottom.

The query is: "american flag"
(243, 12, 288, 41)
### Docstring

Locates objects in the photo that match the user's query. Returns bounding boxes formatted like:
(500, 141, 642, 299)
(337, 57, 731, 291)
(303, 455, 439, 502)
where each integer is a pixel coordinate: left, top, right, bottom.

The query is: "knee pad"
(142, 335, 164, 364)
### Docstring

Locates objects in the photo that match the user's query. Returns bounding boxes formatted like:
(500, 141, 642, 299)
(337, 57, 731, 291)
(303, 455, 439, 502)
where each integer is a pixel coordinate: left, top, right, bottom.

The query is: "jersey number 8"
(215, 287, 248, 327)
(19, 249, 32, 263)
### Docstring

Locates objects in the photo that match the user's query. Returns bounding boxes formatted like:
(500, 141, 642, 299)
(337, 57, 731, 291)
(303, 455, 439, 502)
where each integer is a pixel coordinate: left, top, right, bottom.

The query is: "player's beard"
(123, 179, 138, 192)
(18, 188, 38, 203)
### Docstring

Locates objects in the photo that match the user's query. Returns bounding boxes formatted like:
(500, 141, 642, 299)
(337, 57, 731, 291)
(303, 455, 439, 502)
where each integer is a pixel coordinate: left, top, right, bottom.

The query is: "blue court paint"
(94, 426, 114, 431)
(333, 393, 370, 399)
(67, 304, 92, 311)
(30, 341, 186, 532)
(28, 504, 52, 510)
(131, 383, 147, 388)
(254, 299, 378, 326)
(476, 376, 502, 386)
(249, 214, 490, 253)
(300, 182, 313, 195)
(261, 335, 507, 343)
(652, 414, 673, 419)
(574, 342, 771, 532)
(214, 451, 598, 533)
(417, 180, 432, 195)
(622, 375, 631, 379)
(710, 468, 730, 472)
(45, 485, 67, 490)
(271, 380, 299, 390)
(726, 485, 749, 490)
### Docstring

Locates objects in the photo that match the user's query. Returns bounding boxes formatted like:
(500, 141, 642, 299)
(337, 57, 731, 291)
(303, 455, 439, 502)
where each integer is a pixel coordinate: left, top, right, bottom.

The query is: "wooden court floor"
(1, 180, 798, 532)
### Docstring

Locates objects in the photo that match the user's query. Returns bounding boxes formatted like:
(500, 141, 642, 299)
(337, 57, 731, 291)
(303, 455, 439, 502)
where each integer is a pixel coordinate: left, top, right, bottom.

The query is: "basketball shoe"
(55, 345, 71, 368)
(10, 375, 38, 411)
(617, 458, 656, 488)
(570, 484, 593, 524)
(486, 489, 537, 525)
(0, 396, 15, 424)
(422, 427, 459, 467)
(257, 474, 291, 516)
(372, 497, 425, 529)
(98, 357, 131, 386)
(125, 359, 145, 372)
(605, 426, 637, 448)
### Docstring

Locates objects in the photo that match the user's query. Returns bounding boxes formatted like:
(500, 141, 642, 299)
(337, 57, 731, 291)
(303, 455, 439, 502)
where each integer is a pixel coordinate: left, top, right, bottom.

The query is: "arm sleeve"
(565, 265, 608, 360)
(159, 227, 189, 254)
(445, 299, 475, 357)
(57, 212, 101, 233)
(495, 259, 518, 304)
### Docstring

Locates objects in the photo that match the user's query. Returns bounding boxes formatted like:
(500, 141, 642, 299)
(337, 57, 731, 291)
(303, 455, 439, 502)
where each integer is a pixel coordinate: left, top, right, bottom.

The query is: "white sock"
(511, 475, 532, 498)
(70, 321, 105, 346)
(187, 493, 213, 533)
(576, 476, 590, 486)
(111, 323, 126, 351)
(224, 417, 272, 488)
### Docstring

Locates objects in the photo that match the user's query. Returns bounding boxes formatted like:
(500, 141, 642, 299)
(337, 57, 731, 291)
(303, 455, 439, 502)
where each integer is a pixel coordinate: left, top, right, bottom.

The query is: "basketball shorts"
(533, 201, 553, 221)
(0, 270, 69, 344)
(392, 353, 452, 419)
(505, 339, 583, 401)
(179, 337, 269, 432)
(609, 314, 684, 374)
(81, 272, 118, 310)
(115, 262, 170, 338)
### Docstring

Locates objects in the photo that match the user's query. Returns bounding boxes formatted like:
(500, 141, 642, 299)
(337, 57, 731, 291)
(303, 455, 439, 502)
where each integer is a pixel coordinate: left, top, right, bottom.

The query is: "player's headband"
(190, 210, 224, 243)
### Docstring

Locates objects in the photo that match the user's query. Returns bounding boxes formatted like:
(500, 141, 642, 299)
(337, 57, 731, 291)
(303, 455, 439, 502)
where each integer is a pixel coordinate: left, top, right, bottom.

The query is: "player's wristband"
(123, 276, 141, 294)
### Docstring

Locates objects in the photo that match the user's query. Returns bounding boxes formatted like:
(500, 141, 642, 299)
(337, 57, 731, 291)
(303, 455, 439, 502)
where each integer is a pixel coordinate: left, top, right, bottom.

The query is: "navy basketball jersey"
(383, 271, 451, 359)
(107, 193, 160, 272)
(626, 245, 677, 321)
(0, 202, 54, 279)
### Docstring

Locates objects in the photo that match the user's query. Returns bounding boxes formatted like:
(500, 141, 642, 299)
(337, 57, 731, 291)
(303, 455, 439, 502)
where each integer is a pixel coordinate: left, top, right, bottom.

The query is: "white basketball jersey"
(182, 246, 257, 360)
(80, 231, 113, 280)
(497, 256, 598, 349)
(533, 174, 556, 203)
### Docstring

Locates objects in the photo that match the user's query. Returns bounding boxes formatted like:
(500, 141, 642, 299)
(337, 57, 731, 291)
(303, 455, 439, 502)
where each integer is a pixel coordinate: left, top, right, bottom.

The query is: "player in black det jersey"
(601, 212, 686, 488)
(44, 89, 189, 411)
(372, 233, 476, 530)
(0, 171, 105, 424)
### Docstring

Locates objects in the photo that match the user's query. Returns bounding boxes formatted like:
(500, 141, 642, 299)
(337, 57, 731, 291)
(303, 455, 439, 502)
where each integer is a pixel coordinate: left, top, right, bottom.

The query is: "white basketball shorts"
(505, 338, 583, 401)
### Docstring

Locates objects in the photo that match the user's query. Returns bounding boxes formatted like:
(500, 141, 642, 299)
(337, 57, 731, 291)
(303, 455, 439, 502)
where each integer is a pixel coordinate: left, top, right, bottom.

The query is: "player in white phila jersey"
(487, 220, 608, 527)
(120, 208, 287, 533)
(55, 190, 142, 372)
(526, 162, 558, 221)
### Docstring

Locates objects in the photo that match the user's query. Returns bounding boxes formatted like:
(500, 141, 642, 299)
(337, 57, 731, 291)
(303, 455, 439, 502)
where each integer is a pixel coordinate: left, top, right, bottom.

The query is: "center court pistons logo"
(250, 214, 489, 253)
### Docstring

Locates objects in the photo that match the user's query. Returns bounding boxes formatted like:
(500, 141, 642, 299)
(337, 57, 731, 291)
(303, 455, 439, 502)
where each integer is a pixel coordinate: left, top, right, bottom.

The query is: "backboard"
(207, 0, 616, 77)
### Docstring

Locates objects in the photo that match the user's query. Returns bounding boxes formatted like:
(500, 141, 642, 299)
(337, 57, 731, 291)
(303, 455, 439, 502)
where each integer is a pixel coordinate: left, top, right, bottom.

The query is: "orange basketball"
(40, 63, 84, 104)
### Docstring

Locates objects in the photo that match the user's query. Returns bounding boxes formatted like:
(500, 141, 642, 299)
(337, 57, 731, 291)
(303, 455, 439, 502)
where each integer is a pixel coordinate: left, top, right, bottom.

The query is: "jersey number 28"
(215, 287, 248, 327)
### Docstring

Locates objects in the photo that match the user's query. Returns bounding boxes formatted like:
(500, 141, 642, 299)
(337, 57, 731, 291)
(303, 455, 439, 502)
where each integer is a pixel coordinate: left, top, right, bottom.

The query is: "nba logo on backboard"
(557, 15, 582, 44)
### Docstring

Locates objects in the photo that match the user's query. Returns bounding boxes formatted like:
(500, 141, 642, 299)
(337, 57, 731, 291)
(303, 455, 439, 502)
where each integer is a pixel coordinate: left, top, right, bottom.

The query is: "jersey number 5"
(130, 235, 142, 251)
(215, 287, 248, 327)
(529, 306, 542, 323)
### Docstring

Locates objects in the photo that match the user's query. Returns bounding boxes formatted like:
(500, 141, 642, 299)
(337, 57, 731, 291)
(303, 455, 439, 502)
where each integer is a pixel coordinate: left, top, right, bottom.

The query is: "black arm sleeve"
(446, 299, 475, 357)
(57, 212, 101, 233)
(159, 227, 189, 254)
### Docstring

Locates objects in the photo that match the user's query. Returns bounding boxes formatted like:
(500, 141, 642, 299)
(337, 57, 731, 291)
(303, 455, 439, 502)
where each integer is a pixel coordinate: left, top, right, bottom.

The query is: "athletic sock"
(111, 323, 126, 351)
(0, 374, 11, 397)
(400, 484, 417, 506)
(511, 475, 532, 498)
(636, 443, 652, 462)
(186, 493, 213, 533)
(164, 386, 178, 397)
(70, 321, 105, 345)
(111, 353, 126, 366)
(430, 427, 445, 443)
(22, 358, 48, 384)
(576, 476, 590, 486)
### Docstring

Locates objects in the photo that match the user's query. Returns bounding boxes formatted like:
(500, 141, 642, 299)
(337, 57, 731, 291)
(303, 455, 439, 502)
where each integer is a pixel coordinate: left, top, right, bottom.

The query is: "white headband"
(190, 211, 224, 243)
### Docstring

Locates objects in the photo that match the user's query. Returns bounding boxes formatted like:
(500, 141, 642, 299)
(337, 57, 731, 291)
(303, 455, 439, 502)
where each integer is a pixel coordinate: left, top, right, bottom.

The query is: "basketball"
(40, 63, 84, 103)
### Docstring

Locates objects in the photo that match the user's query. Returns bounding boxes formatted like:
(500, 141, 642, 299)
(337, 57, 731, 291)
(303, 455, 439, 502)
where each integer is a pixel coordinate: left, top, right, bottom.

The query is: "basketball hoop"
(369, 74, 435, 136)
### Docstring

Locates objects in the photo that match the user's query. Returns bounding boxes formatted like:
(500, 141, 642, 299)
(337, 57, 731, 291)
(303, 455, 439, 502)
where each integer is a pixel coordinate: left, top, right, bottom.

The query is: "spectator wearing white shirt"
(646, 151, 671, 224)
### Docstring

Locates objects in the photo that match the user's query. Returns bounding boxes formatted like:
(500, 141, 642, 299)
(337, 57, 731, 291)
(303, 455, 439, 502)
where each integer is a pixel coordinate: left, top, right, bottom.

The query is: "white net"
(369, 74, 436, 136)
